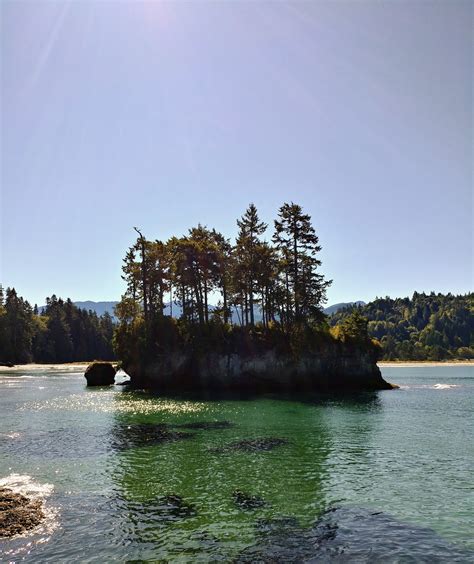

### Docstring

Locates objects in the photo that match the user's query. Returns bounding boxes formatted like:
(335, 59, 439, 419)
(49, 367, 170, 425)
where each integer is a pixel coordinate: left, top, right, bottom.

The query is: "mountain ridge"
(50, 300, 366, 319)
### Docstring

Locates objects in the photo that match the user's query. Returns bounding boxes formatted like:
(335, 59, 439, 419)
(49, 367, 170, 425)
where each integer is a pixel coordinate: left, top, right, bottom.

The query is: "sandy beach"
(0, 362, 98, 372)
(1, 360, 472, 373)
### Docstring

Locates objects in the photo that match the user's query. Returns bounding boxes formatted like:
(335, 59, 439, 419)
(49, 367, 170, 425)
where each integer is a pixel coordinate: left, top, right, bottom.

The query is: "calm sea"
(1, 365, 473, 562)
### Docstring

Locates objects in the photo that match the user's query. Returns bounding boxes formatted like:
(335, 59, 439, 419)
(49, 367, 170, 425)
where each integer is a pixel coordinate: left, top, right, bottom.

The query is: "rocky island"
(122, 350, 391, 392)
(119, 311, 393, 391)
(113, 203, 394, 392)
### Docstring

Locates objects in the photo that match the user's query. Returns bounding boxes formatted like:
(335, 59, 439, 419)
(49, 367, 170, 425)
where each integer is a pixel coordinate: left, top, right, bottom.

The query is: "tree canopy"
(116, 202, 331, 332)
(0, 288, 115, 364)
(113, 202, 335, 364)
(330, 292, 474, 360)
(2, 202, 471, 366)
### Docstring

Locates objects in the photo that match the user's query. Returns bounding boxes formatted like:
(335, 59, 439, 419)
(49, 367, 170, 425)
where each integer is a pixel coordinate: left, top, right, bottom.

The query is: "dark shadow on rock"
(210, 437, 289, 454)
(232, 490, 267, 511)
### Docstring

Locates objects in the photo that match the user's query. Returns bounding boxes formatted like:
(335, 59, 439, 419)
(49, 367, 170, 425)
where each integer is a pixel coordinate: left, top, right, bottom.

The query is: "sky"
(1, 0, 472, 307)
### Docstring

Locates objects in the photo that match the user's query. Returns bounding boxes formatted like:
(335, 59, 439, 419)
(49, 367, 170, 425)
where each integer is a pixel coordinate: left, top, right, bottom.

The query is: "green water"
(0, 365, 473, 562)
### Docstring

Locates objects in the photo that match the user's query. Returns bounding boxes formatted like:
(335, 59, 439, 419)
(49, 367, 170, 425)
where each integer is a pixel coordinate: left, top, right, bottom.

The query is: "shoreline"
(0, 362, 110, 372)
(378, 360, 473, 367)
(0, 360, 472, 373)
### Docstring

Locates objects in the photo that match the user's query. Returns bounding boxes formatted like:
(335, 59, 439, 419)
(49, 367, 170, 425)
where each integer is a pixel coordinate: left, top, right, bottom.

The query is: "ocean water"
(0, 365, 472, 562)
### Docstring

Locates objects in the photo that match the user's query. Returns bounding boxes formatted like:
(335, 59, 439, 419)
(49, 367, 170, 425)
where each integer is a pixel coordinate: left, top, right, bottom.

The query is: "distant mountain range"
(73, 301, 120, 317)
(323, 301, 366, 316)
(49, 300, 366, 319)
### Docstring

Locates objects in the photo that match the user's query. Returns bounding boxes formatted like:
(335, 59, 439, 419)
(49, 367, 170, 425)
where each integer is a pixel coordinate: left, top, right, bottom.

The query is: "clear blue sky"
(1, 0, 472, 307)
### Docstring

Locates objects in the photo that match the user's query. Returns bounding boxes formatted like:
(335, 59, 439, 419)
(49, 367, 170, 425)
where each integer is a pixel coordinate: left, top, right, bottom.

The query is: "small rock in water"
(211, 437, 289, 453)
(0, 487, 44, 538)
(84, 362, 116, 386)
(232, 490, 267, 510)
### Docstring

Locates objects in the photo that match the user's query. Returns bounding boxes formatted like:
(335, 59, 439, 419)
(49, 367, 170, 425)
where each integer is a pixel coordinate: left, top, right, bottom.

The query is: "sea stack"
(84, 362, 116, 386)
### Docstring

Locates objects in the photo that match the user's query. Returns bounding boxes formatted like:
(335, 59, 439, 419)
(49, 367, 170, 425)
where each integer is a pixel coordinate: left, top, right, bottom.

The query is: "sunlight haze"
(1, 0, 472, 306)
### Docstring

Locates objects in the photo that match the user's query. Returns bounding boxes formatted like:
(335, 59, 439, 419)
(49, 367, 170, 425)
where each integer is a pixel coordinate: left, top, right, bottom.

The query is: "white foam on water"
(0, 432, 22, 439)
(0, 473, 53, 498)
(397, 383, 459, 390)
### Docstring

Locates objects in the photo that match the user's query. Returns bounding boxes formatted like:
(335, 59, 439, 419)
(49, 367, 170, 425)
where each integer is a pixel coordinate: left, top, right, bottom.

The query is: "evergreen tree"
(2, 288, 35, 363)
(235, 203, 267, 326)
(331, 292, 474, 360)
(273, 202, 331, 323)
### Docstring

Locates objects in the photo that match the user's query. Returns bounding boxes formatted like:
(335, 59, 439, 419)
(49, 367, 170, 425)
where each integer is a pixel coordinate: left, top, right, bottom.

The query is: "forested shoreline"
(0, 202, 472, 366)
(0, 289, 114, 364)
(331, 293, 473, 361)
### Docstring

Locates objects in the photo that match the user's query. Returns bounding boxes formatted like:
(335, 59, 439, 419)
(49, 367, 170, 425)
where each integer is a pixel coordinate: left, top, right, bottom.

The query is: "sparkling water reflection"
(0, 365, 473, 561)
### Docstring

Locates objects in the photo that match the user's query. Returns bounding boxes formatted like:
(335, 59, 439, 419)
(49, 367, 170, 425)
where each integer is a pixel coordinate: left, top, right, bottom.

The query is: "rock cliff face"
(123, 350, 393, 392)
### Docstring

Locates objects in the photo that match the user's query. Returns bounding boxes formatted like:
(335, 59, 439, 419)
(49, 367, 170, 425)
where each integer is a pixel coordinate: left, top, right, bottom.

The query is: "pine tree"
(236, 204, 267, 326)
(3, 288, 35, 363)
(273, 202, 331, 323)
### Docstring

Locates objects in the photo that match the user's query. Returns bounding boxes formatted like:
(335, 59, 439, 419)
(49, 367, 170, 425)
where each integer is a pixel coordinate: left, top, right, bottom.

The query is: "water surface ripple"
(0, 365, 472, 562)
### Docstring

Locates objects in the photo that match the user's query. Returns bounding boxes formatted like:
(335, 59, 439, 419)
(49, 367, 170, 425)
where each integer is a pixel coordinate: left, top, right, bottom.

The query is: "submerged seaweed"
(210, 437, 289, 454)
(141, 494, 197, 520)
(232, 490, 267, 511)
(111, 423, 194, 450)
(175, 420, 235, 431)
(118, 493, 197, 543)
(237, 507, 473, 563)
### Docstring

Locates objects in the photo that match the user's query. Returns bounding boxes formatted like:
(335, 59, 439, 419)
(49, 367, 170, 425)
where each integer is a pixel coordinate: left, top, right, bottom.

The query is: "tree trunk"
(293, 228, 299, 320)
(223, 283, 228, 324)
(204, 277, 209, 324)
(181, 284, 186, 320)
(285, 269, 290, 328)
(249, 281, 255, 326)
(244, 292, 249, 326)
